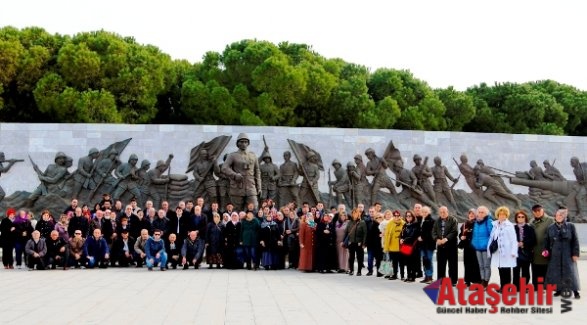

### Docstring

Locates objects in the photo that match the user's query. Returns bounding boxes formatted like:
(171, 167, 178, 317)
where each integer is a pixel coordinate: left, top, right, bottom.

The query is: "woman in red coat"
(298, 213, 316, 272)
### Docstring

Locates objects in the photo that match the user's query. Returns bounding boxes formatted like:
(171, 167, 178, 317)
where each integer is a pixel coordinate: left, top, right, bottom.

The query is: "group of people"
(0, 195, 581, 299)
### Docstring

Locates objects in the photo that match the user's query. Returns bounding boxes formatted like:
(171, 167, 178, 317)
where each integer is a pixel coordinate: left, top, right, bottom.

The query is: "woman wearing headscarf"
(315, 213, 337, 273)
(459, 209, 481, 286)
(223, 212, 242, 269)
(259, 212, 280, 270)
(206, 213, 225, 268)
(298, 213, 317, 272)
(13, 209, 34, 268)
(544, 208, 580, 299)
(334, 211, 349, 273)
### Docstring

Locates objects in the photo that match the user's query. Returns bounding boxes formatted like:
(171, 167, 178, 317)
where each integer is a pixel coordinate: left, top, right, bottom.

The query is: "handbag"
(400, 242, 415, 256)
(489, 238, 498, 254)
(342, 235, 350, 248)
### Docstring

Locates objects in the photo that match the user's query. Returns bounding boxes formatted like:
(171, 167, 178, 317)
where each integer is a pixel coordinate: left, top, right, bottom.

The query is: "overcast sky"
(2, 0, 586, 90)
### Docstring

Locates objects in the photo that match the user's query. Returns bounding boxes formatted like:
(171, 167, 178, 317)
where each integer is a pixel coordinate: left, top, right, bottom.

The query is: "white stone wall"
(1, 122, 586, 196)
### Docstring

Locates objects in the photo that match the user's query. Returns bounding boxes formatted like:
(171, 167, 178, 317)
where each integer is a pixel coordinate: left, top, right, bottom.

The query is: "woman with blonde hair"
(489, 206, 517, 288)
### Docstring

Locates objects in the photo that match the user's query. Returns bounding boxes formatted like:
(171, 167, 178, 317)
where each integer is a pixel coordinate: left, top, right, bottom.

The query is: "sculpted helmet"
(332, 159, 341, 167)
(306, 151, 316, 159)
(129, 154, 138, 162)
(413, 154, 422, 161)
(109, 149, 118, 157)
(89, 148, 99, 155)
(260, 151, 272, 161)
(236, 133, 250, 143)
(347, 161, 356, 169)
(156, 160, 166, 168)
(141, 159, 151, 168)
(55, 151, 67, 161)
(364, 148, 375, 156)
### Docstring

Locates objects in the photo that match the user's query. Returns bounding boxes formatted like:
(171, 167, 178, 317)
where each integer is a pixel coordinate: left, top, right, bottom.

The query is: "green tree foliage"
(2, 26, 587, 136)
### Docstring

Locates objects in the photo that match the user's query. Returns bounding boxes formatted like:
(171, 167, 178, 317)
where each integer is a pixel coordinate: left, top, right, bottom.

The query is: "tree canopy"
(1, 26, 586, 136)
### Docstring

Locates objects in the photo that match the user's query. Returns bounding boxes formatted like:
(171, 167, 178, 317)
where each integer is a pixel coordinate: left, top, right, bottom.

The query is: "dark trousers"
(243, 245, 257, 268)
(47, 252, 68, 268)
(498, 267, 513, 287)
(287, 238, 299, 268)
(436, 245, 458, 284)
(348, 243, 364, 272)
(367, 248, 383, 272)
(389, 252, 405, 277)
(531, 263, 548, 289)
(406, 249, 420, 278)
(27, 255, 45, 270)
(2, 244, 14, 267)
(14, 241, 25, 266)
(514, 261, 531, 289)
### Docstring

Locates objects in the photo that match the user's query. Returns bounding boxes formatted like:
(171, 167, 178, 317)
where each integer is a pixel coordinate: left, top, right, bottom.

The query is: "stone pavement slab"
(0, 261, 585, 325)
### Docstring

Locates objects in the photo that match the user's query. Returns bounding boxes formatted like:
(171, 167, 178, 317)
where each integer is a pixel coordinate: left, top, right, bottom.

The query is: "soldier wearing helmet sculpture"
(365, 148, 396, 205)
(221, 133, 262, 211)
(71, 148, 100, 200)
(27, 152, 69, 206)
(259, 150, 279, 202)
(142, 156, 173, 209)
(112, 154, 142, 206)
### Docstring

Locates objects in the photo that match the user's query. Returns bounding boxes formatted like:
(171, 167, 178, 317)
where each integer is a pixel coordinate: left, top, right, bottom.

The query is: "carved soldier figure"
(221, 133, 262, 211)
(474, 166, 521, 208)
(431, 156, 458, 206)
(27, 152, 69, 206)
(143, 157, 172, 209)
(412, 154, 436, 203)
(365, 148, 396, 205)
(457, 154, 481, 195)
(278, 151, 299, 207)
(329, 159, 350, 207)
(71, 148, 99, 200)
(392, 160, 436, 209)
(112, 154, 142, 206)
(543, 160, 565, 181)
(570, 156, 587, 216)
(259, 151, 279, 202)
(352, 154, 370, 206)
(525, 160, 551, 180)
(92, 150, 119, 197)
(193, 149, 220, 204)
(299, 151, 320, 207)
(476, 159, 513, 194)
(0, 152, 19, 202)
(217, 154, 230, 210)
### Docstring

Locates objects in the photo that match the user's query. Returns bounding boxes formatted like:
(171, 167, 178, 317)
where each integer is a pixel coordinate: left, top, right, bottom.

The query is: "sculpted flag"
(383, 140, 402, 169)
(96, 138, 132, 166)
(185, 135, 232, 174)
(286, 139, 324, 171)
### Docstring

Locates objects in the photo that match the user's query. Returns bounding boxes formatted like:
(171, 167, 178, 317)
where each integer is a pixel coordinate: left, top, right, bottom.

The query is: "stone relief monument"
(1, 124, 586, 222)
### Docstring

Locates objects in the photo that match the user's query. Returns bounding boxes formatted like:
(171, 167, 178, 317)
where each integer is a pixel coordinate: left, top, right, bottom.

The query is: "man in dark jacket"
(68, 207, 89, 238)
(431, 206, 458, 285)
(366, 207, 383, 277)
(145, 229, 167, 271)
(46, 230, 68, 269)
(165, 233, 181, 269)
(111, 229, 136, 267)
(182, 230, 204, 269)
(418, 206, 436, 284)
(84, 228, 110, 268)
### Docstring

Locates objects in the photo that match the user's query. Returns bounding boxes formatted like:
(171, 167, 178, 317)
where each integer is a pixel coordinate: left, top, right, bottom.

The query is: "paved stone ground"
(0, 260, 585, 325)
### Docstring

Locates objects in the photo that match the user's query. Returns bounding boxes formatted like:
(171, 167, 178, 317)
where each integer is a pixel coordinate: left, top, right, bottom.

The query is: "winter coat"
(83, 236, 109, 258)
(471, 215, 493, 251)
(514, 223, 536, 263)
(345, 219, 367, 245)
(420, 215, 436, 251)
(366, 220, 383, 252)
(489, 219, 517, 268)
(432, 216, 459, 247)
(25, 238, 47, 257)
(530, 215, 554, 265)
(35, 219, 55, 239)
(298, 222, 315, 271)
(145, 237, 166, 260)
(224, 221, 242, 249)
(401, 221, 421, 246)
(181, 237, 204, 260)
(206, 222, 225, 255)
(240, 218, 260, 246)
(0, 217, 17, 247)
(544, 222, 580, 291)
(383, 219, 405, 253)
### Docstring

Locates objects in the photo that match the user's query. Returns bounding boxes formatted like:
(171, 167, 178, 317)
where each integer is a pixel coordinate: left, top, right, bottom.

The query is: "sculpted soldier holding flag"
(71, 148, 99, 200)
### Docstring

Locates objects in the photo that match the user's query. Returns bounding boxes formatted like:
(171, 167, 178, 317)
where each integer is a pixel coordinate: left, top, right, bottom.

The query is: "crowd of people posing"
(0, 195, 581, 299)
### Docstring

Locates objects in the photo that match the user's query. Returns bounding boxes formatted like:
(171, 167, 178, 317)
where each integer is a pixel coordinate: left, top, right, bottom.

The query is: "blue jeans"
(475, 251, 491, 281)
(421, 249, 434, 277)
(146, 252, 168, 269)
(367, 249, 382, 272)
(243, 245, 257, 268)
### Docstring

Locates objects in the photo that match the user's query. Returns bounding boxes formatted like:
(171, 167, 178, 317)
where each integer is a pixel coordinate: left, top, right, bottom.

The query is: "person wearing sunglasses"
(145, 229, 167, 271)
(513, 210, 536, 290)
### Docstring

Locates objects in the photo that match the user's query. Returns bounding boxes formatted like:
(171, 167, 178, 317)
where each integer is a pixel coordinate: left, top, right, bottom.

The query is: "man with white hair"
(25, 230, 47, 270)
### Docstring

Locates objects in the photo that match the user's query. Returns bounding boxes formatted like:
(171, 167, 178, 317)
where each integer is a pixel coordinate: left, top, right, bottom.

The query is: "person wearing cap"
(111, 229, 136, 267)
(544, 208, 580, 299)
(351, 155, 370, 207)
(71, 148, 99, 200)
(1, 208, 18, 268)
(530, 204, 554, 288)
(26, 151, 69, 206)
(222, 133, 262, 211)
